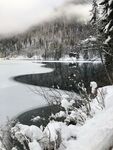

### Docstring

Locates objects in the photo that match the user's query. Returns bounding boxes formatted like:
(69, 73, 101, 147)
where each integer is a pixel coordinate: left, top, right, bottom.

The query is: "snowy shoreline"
(0, 55, 102, 64)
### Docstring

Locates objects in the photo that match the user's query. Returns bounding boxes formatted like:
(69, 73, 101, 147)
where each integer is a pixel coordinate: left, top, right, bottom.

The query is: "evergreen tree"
(90, 0, 99, 26)
(100, 0, 113, 69)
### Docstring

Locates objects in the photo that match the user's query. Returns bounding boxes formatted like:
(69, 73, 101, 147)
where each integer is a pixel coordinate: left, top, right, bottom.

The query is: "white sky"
(0, 0, 91, 35)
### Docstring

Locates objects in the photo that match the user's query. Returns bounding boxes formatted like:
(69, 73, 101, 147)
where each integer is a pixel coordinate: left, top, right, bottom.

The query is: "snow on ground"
(0, 60, 53, 124)
(65, 85, 113, 150)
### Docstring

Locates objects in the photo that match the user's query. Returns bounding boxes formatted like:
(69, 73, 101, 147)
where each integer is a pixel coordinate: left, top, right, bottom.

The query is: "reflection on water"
(14, 62, 111, 93)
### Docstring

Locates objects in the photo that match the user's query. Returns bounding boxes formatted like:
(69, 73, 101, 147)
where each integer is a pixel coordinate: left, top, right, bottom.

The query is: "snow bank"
(66, 108, 113, 150)
(65, 86, 113, 150)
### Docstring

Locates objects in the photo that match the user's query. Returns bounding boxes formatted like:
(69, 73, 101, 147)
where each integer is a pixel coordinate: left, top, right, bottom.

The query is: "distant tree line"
(0, 17, 97, 60)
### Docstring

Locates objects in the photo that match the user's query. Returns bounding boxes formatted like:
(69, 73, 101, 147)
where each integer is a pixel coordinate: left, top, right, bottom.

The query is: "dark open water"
(14, 62, 111, 93)
(13, 62, 112, 126)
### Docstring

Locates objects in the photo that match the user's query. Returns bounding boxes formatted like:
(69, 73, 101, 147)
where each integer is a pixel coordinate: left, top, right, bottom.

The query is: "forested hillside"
(0, 16, 98, 60)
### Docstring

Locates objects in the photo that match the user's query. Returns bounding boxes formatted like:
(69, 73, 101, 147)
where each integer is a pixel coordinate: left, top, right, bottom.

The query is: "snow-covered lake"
(0, 60, 53, 124)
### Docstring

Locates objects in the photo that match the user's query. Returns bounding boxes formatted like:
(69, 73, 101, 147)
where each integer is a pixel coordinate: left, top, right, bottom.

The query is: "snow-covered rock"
(90, 81, 97, 94)
(12, 124, 43, 141)
(31, 116, 41, 122)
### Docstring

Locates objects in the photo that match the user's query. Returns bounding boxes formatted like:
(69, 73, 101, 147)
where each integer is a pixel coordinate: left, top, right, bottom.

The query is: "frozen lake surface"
(0, 60, 53, 124)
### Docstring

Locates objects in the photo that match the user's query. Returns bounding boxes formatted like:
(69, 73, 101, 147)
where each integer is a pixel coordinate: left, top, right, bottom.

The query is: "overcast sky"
(0, 0, 91, 35)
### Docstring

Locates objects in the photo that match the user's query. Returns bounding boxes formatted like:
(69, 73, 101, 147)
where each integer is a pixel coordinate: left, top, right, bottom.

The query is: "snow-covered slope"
(66, 86, 113, 150)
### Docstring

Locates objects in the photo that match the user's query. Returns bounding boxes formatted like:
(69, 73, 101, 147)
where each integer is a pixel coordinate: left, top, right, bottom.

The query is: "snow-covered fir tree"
(90, 0, 99, 25)
(100, 0, 113, 69)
